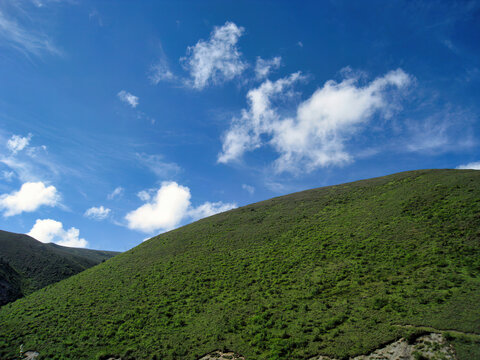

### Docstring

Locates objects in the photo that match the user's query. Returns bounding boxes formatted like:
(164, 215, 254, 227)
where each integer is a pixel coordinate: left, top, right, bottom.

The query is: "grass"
(0, 169, 479, 359)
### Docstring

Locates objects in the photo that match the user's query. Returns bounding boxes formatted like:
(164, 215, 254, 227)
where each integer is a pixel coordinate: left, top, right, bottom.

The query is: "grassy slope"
(0, 231, 119, 305)
(0, 169, 479, 360)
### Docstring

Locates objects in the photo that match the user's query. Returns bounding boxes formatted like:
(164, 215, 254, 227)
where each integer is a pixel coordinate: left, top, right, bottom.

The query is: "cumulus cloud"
(218, 69, 412, 173)
(125, 182, 191, 233)
(107, 186, 124, 200)
(0, 181, 60, 216)
(28, 219, 88, 248)
(125, 181, 237, 233)
(456, 161, 480, 170)
(6, 134, 31, 154)
(84, 205, 111, 220)
(255, 56, 281, 79)
(217, 72, 304, 164)
(117, 90, 139, 108)
(182, 21, 246, 89)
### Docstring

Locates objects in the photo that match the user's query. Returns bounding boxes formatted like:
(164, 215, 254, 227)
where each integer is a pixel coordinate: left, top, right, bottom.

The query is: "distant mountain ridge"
(0, 230, 119, 306)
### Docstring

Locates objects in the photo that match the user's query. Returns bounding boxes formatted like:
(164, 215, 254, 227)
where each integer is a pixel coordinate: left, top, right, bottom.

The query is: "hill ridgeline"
(0, 169, 479, 359)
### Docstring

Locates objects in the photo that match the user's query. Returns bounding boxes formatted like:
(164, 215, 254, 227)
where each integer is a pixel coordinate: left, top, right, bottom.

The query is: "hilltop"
(0, 169, 479, 359)
(0, 230, 119, 306)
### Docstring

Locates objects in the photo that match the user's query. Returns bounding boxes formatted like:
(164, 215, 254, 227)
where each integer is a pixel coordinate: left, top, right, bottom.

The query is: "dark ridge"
(0, 230, 119, 306)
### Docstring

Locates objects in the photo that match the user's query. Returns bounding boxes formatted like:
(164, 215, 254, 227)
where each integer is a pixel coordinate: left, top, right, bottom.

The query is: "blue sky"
(0, 0, 479, 251)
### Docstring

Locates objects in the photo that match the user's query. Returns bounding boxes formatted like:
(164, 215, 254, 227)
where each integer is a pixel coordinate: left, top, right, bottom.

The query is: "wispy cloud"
(136, 153, 181, 178)
(242, 184, 255, 194)
(149, 62, 176, 84)
(0, 6, 60, 56)
(107, 186, 124, 200)
(405, 119, 449, 153)
(1, 132, 60, 182)
(117, 90, 139, 108)
(148, 41, 177, 85)
(88, 9, 103, 26)
(2, 170, 15, 182)
(402, 107, 475, 155)
(181, 21, 247, 89)
(255, 56, 281, 80)
(218, 69, 412, 173)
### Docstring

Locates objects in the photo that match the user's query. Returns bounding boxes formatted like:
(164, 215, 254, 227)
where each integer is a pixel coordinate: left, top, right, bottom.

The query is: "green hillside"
(0, 230, 119, 306)
(0, 169, 479, 359)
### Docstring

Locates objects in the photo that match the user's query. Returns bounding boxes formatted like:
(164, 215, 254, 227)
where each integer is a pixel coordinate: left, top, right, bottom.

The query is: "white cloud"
(456, 161, 480, 170)
(0, 8, 60, 56)
(125, 181, 237, 233)
(107, 186, 124, 200)
(242, 184, 255, 194)
(6, 134, 31, 154)
(0, 181, 60, 216)
(188, 201, 236, 221)
(125, 181, 191, 233)
(84, 205, 111, 220)
(255, 56, 281, 80)
(218, 69, 412, 173)
(28, 219, 88, 248)
(182, 21, 247, 89)
(117, 90, 139, 108)
(218, 72, 304, 164)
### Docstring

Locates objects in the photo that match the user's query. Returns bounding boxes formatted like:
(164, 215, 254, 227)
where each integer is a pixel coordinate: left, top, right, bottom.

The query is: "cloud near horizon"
(218, 68, 412, 173)
(28, 218, 88, 248)
(0, 181, 60, 217)
(456, 161, 480, 170)
(125, 181, 236, 233)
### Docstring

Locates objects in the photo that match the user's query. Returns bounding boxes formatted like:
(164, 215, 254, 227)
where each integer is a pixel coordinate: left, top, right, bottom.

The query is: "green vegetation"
(0, 230, 119, 306)
(0, 169, 479, 359)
